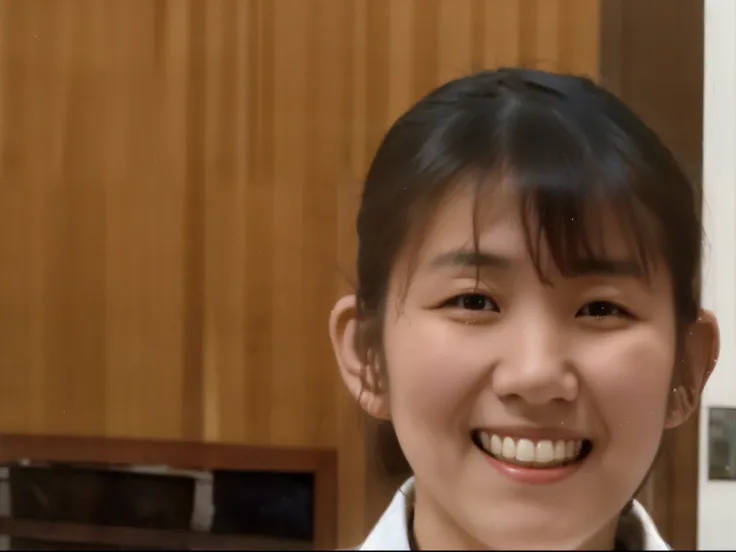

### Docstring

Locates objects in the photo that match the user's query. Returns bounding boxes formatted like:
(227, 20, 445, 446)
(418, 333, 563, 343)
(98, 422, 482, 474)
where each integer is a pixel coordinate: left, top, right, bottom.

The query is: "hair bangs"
(484, 99, 662, 286)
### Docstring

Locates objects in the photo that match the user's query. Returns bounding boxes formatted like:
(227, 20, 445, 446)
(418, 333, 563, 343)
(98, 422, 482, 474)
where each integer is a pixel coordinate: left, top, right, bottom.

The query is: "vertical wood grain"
(0, 1, 601, 545)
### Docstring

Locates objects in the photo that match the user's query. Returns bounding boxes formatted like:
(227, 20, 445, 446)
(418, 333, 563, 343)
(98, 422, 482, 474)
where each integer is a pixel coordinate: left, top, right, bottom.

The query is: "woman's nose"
(490, 318, 579, 405)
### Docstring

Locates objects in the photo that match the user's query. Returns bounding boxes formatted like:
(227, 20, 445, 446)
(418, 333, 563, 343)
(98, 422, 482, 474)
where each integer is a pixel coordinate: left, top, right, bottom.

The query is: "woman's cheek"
(580, 333, 673, 446)
(385, 318, 484, 422)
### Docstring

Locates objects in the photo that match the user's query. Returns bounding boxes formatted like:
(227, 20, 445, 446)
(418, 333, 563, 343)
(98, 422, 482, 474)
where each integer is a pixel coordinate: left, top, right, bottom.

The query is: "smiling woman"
(329, 68, 720, 550)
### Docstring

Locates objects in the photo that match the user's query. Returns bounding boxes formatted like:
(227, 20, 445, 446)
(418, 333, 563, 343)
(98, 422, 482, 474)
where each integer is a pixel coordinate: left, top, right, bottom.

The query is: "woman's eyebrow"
(429, 249, 512, 270)
(566, 258, 643, 278)
(428, 249, 643, 279)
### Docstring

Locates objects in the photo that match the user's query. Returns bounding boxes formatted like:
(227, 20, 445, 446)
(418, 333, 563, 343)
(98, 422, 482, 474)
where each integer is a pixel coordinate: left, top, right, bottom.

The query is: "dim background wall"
(0, 1, 600, 546)
(598, 1, 706, 548)
(700, 0, 736, 549)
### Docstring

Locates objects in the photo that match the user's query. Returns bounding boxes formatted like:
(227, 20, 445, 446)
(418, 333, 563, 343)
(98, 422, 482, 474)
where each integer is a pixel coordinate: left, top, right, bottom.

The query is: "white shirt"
(358, 478, 670, 550)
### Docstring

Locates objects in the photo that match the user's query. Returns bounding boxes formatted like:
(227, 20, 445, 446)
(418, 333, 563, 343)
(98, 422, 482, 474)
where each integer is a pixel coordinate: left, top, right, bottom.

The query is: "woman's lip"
(485, 452, 584, 484)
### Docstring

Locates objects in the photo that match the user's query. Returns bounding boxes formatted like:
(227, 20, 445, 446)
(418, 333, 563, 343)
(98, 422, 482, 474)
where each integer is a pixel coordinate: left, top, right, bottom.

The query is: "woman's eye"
(447, 293, 499, 312)
(577, 301, 628, 319)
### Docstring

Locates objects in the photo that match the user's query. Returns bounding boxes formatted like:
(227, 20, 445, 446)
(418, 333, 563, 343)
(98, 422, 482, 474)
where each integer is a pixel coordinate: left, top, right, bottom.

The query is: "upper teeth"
(477, 431, 583, 467)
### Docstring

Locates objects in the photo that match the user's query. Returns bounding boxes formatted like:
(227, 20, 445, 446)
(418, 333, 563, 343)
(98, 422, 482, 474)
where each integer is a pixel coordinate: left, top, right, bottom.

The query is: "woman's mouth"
(472, 430, 593, 468)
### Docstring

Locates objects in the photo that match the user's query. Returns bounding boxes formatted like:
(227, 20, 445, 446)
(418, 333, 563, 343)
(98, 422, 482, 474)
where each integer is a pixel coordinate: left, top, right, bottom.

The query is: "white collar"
(359, 477, 670, 550)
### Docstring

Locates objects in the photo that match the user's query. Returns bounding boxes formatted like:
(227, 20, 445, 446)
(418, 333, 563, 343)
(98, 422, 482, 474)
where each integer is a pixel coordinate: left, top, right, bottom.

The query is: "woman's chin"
(458, 505, 613, 551)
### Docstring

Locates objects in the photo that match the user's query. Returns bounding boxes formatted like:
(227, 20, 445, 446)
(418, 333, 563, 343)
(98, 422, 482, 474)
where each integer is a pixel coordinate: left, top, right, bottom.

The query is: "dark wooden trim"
(313, 448, 338, 550)
(0, 433, 338, 549)
(598, 1, 705, 550)
(599, 0, 624, 96)
(0, 433, 333, 472)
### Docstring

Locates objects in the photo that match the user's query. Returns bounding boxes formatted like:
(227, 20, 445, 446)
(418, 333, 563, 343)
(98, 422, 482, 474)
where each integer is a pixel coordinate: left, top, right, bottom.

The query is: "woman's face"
(381, 186, 678, 549)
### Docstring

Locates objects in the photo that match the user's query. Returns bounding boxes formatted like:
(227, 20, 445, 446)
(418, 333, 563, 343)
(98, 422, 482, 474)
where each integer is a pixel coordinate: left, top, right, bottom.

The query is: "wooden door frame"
(599, 1, 705, 549)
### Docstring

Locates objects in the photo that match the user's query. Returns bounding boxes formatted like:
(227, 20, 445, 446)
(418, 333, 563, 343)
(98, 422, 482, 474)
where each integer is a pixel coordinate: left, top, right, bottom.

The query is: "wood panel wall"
(0, 0, 600, 545)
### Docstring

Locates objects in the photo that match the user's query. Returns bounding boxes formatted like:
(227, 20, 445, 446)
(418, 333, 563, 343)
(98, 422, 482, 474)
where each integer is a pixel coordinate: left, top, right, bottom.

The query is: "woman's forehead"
(411, 186, 647, 268)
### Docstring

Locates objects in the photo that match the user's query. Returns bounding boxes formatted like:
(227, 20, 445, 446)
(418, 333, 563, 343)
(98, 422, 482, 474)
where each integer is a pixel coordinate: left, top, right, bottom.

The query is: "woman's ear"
(665, 309, 720, 429)
(329, 295, 391, 420)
